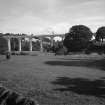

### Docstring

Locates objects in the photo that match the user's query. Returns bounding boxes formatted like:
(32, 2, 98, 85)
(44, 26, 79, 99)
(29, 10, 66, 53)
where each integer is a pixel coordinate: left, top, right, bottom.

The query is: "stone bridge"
(1, 34, 65, 52)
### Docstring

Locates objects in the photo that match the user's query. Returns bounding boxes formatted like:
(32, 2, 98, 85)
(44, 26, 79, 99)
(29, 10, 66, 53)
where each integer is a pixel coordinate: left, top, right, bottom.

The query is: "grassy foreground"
(0, 53, 105, 105)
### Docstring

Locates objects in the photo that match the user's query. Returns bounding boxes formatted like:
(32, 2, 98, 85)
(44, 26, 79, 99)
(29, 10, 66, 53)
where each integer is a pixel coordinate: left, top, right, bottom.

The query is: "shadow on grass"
(51, 77, 105, 98)
(45, 58, 105, 70)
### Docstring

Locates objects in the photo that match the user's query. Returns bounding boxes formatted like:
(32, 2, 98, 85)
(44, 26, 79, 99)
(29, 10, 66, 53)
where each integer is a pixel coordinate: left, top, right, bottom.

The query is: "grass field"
(0, 53, 105, 105)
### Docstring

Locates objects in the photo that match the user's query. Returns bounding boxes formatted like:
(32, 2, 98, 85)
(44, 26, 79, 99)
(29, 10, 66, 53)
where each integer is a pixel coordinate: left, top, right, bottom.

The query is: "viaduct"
(1, 34, 65, 52)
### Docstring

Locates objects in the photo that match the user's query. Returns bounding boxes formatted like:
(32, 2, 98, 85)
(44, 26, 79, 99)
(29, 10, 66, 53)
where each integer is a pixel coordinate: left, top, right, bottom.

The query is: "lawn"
(0, 53, 105, 105)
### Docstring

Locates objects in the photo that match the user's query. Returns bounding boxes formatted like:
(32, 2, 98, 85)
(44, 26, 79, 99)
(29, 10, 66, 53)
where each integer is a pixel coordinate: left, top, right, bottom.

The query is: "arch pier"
(7, 37, 11, 52)
(18, 37, 22, 52)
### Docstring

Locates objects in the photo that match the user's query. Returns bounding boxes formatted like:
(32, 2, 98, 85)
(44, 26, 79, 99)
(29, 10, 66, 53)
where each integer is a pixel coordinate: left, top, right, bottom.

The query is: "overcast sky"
(0, 0, 105, 34)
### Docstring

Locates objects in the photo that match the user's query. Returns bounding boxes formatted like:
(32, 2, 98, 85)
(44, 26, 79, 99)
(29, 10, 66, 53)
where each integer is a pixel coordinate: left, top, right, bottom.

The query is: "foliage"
(42, 37, 50, 42)
(22, 41, 30, 51)
(63, 25, 93, 52)
(0, 36, 8, 54)
(32, 41, 40, 51)
(51, 41, 64, 53)
(85, 40, 105, 54)
(11, 38, 19, 51)
(95, 26, 105, 42)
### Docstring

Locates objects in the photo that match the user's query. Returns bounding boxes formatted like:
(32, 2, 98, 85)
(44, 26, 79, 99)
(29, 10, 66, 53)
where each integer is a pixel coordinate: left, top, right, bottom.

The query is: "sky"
(0, 0, 105, 35)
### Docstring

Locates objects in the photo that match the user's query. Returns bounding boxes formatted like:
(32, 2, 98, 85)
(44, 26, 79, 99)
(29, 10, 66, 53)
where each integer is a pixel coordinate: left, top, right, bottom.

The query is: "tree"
(11, 38, 18, 51)
(0, 36, 8, 54)
(95, 26, 105, 42)
(63, 25, 93, 52)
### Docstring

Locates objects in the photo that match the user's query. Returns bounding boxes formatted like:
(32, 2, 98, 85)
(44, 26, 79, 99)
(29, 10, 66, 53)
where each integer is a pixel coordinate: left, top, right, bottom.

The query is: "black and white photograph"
(0, 0, 105, 105)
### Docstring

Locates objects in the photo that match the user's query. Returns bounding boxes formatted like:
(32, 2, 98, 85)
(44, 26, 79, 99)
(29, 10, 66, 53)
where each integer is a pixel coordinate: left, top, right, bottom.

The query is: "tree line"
(63, 25, 105, 54)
